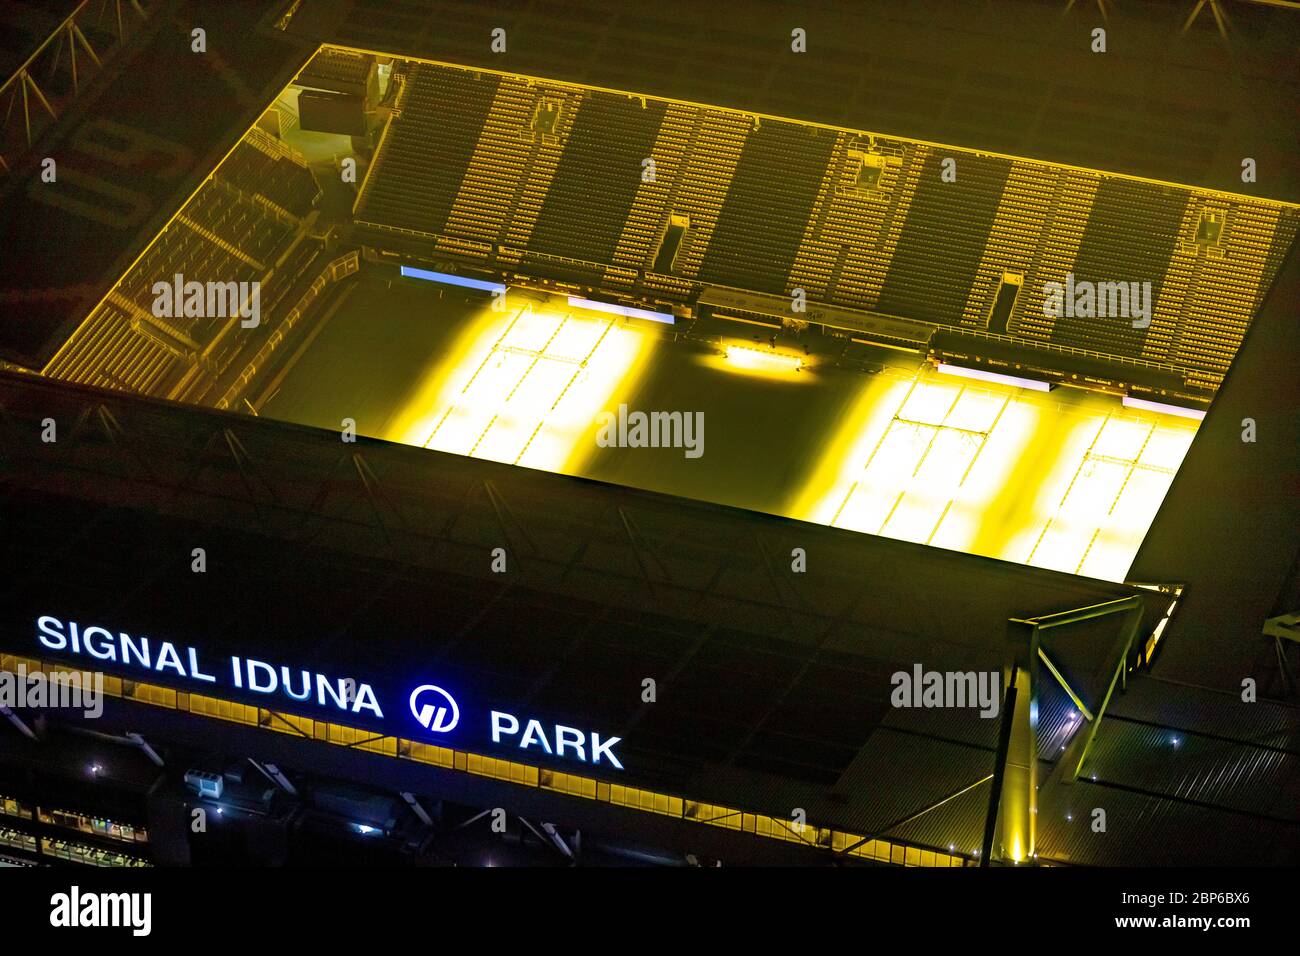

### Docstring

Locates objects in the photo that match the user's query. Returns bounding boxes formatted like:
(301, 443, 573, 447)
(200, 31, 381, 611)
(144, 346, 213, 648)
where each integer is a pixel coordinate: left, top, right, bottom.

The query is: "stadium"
(0, 0, 1297, 870)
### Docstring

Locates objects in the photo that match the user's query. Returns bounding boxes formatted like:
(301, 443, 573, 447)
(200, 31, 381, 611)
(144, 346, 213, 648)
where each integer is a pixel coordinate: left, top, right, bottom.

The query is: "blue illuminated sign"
(399, 265, 506, 294)
(408, 684, 459, 733)
(36, 615, 384, 717)
(32, 615, 623, 771)
(490, 711, 623, 770)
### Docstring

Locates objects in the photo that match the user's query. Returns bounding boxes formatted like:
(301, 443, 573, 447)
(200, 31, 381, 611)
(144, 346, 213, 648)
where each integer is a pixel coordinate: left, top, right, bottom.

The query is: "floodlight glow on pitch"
(793, 372, 1031, 552)
(1015, 411, 1197, 581)
(793, 367, 1198, 581)
(388, 299, 655, 473)
(713, 343, 806, 378)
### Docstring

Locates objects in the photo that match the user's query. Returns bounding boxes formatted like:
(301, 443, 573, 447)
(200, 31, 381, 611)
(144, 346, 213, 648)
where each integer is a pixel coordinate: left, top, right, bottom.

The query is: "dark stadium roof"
(1130, 236, 1300, 694)
(2, 0, 1297, 866)
(0, 0, 311, 369)
(7, 0, 1299, 376)
(286, 0, 1300, 203)
(2, 366, 1295, 864)
(0, 2, 82, 78)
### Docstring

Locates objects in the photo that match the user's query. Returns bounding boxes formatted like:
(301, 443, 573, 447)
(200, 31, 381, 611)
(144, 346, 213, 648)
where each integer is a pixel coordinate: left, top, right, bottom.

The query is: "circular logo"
(408, 684, 460, 733)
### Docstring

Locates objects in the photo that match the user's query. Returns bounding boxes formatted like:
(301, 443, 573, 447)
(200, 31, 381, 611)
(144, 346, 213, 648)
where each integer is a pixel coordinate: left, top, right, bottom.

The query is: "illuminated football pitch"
(265, 283, 1197, 583)
(387, 298, 656, 474)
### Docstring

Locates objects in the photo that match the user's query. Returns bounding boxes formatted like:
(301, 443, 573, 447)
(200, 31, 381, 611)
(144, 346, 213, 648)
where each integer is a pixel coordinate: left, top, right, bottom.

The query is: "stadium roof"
(6, 0, 1298, 372)
(286, 0, 1300, 203)
(1, 0, 1296, 866)
(0, 1, 82, 79)
(0, 0, 311, 369)
(2, 364, 1295, 863)
(1130, 231, 1300, 693)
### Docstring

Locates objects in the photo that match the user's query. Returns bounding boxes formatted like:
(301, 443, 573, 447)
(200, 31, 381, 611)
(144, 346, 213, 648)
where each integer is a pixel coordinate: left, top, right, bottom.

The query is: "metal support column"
(986, 594, 1147, 864)
(987, 618, 1038, 865)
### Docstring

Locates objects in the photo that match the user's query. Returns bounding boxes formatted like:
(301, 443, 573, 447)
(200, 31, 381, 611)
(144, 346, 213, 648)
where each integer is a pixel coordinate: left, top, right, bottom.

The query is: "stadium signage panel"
(31, 615, 622, 770)
(36, 615, 384, 715)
